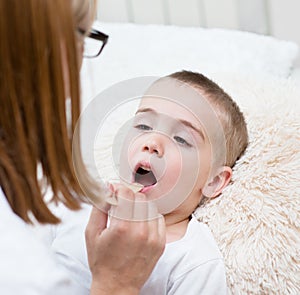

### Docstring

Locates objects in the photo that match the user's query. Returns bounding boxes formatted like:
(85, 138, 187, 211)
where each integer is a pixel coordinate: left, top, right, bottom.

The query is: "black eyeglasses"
(78, 28, 109, 58)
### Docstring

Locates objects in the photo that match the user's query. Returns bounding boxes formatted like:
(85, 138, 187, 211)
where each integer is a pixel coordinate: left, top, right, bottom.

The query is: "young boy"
(117, 70, 248, 294)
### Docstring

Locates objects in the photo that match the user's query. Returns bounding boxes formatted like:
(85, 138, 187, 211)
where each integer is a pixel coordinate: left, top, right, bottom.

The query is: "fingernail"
(105, 182, 118, 206)
(106, 182, 116, 193)
(105, 193, 118, 206)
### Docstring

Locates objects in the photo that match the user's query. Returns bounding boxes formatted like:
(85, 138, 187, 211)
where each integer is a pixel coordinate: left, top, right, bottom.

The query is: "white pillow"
(81, 21, 299, 106)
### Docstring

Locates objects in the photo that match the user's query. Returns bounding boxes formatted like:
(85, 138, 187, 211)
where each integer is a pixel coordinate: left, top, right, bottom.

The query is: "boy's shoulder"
(140, 216, 227, 294)
(163, 217, 225, 284)
(166, 216, 223, 264)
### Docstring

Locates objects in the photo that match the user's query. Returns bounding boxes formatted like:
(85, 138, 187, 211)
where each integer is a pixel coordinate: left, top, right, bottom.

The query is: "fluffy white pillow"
(81, 21, 299, 107)
(93, 73, 300, 294)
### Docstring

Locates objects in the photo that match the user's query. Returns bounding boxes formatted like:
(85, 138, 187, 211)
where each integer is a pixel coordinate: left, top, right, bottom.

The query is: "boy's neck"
(164, 216, 190, 243)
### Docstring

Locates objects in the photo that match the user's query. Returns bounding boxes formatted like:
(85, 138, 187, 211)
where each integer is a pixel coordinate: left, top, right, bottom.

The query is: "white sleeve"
(30, 201, 93, 295)
(0, 214, 84, 295)
(49, 204, 93, 294)
(0, 268, 79, 295)
(168, 259, 228, 295)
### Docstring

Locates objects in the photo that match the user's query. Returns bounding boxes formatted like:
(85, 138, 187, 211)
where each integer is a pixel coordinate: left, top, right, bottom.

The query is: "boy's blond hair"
(169, 71, 248, 168)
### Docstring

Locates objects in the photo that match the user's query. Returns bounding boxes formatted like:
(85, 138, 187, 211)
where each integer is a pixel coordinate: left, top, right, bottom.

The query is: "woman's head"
(0, 0, 95, 224)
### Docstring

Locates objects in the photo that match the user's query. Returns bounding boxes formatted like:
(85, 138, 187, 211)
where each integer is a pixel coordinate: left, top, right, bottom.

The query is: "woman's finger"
(109, 185, 135, 223)
(85, 206, 108, 241)
(133, 193, 148, 221)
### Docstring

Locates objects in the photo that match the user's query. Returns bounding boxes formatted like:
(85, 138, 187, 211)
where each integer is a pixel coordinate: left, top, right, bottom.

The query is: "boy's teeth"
(140, 165, 150, 171)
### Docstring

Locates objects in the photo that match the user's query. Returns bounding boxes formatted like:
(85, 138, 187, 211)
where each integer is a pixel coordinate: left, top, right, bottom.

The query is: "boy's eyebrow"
(179, 119, 205, 141)
(135, 107, 156, 115)
(136, 107, 205, 141)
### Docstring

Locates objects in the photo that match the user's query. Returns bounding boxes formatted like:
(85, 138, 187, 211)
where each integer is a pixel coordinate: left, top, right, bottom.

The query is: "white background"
(97, 0, 300, 65)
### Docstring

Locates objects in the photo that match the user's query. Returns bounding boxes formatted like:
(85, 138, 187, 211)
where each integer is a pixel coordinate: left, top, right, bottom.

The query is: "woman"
(0, 0, 165, 294)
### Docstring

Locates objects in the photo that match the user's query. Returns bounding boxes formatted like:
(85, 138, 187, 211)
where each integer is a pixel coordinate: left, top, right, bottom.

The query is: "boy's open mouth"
(134, 165, 157, 188)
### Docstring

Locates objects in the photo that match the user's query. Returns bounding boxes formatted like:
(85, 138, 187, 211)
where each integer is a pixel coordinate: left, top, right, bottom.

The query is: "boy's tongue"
(135, 167, 157, 187)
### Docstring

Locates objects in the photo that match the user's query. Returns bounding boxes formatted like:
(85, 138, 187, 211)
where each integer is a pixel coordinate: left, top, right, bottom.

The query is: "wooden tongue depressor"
(105, 182, 144, 206)
(126, 182, 144, 193)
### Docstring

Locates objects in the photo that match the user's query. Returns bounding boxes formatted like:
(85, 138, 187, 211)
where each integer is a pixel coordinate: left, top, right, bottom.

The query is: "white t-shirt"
(34, 204, 227, 295)
(0, 189, 85, 295)
(141, 217, 227, 294)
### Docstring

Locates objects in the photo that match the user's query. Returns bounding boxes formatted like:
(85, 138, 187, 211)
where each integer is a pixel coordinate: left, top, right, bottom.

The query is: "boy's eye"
(134, 124, 152, 131)
(174, 136, 192, 147)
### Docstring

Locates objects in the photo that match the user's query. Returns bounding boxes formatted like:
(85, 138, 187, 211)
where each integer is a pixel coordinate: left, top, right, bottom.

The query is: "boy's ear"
(202, 166, 232, 199)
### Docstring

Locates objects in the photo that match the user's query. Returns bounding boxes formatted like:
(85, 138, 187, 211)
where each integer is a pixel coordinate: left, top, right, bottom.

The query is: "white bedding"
(81, 21, 299, 107)
(291, 67, 300, 83)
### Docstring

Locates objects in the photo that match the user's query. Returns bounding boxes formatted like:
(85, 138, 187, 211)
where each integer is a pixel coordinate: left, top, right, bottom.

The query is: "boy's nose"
(142, 135, 164, 157)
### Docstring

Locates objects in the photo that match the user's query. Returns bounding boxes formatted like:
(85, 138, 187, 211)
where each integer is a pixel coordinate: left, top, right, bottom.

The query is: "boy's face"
(119, 78, 225, 219)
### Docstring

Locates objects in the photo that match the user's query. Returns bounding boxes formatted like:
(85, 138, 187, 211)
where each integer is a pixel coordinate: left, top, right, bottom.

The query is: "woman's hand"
(85, 185, 166, 295)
